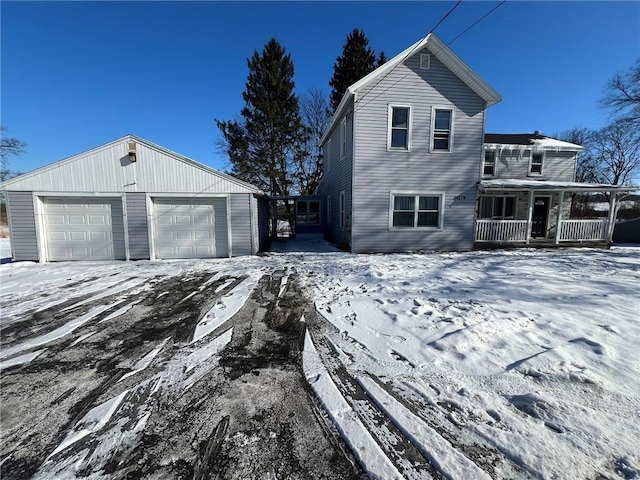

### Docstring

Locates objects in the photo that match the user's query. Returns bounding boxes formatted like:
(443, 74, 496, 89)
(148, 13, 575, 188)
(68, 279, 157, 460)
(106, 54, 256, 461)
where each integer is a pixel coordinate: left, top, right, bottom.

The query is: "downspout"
(350, 94, 356, 253)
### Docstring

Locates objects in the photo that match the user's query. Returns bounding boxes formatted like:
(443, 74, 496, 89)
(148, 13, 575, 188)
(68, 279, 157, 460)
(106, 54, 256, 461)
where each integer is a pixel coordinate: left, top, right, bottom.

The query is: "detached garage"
(0, 135, 269, 262)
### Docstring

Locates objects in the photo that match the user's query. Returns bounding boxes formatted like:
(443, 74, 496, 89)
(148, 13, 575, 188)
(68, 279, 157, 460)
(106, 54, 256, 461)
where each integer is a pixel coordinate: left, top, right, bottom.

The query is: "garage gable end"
(0, 135, 261, 194)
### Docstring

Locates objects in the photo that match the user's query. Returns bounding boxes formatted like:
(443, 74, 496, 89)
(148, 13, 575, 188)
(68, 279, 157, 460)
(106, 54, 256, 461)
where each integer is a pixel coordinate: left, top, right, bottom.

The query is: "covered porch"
(474, 180, 638, 246)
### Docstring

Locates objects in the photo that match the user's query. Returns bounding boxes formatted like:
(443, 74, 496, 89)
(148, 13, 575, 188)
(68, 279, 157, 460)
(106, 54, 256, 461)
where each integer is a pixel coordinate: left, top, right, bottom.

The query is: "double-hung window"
(483, 150, 496, 176)
(390, 193, 443, 229)
(479, 196, 517, 220)
(529, 152, 544, 175)
(431, 107, 453, 152)
(387, 105, 412, 150)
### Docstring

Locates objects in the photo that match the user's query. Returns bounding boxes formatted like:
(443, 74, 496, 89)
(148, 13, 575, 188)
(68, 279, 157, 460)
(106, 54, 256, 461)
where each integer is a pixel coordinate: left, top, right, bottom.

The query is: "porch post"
(526, 190, 535, 245)
(606, 191, 617, 243)
(554, 190, 565, 244)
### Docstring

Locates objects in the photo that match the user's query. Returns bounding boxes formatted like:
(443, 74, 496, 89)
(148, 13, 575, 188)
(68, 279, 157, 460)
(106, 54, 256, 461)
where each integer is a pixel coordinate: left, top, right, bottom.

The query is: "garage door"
(153, 198, 227, 259)
(44, 197, 126, 261)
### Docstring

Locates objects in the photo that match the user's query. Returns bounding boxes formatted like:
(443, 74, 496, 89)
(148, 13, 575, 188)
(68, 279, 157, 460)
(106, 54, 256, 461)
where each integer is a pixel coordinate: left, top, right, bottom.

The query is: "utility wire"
(353, 1, 462, 108)
(353, 0, 506, 114)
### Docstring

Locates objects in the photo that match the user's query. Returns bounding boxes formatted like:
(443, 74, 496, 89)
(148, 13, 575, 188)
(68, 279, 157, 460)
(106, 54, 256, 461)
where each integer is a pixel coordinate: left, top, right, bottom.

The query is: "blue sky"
(2, 1, 638, 175)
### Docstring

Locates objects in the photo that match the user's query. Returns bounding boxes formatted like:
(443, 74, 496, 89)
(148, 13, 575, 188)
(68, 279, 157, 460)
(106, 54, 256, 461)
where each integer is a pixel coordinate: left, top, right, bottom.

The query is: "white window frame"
(296, 200, 321, 226)
(387, 104, 412, 151)
(478, 195, 518, 220)
(529, 151, 544, 176)
(339, 191, 346, 229)
(340, 118, 347, 159)
(430, 106, 454, 153)
(388, 191, 444, 230)
(483, 149, 496, 177)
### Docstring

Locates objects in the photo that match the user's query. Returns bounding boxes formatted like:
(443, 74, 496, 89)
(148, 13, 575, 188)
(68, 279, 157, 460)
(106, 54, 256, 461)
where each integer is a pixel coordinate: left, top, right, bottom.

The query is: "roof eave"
(320, 92, 354, 146)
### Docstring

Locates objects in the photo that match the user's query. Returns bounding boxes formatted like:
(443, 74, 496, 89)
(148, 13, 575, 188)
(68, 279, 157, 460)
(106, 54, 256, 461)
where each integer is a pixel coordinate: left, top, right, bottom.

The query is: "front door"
(531, 197, 549, 238)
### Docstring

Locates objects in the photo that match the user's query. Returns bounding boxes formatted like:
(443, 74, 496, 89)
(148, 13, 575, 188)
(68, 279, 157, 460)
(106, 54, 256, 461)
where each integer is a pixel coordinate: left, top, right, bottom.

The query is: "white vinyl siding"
(326, 139, 331, 172)
(387, 105, 412, 151)
(431, 107, 454, 152)
(340, 191, 346, 229)
(389, 192, 444, 230)
(340, 118, 347, 159)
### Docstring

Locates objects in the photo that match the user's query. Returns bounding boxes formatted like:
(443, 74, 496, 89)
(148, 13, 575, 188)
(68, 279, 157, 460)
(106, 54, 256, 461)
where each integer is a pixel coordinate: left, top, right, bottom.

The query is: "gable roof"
(484, 133, 586, 151)
(0, 134, 263, 193)
(321, 33, 502, 145)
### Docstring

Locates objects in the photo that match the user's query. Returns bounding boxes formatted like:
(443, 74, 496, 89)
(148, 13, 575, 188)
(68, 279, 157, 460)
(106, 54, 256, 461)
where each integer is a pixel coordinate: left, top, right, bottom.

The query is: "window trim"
(388, 191, 444, 230)
(339, 191, 346, 230)
(529, 151, 544, 176)
(483, 149, 496, 177)
(420, 54, 431, 70)
(340, 118, 347, 159)
(478, 195, 518, 220)
(430, 106, 454, 153)
(386, 104, 413, 152)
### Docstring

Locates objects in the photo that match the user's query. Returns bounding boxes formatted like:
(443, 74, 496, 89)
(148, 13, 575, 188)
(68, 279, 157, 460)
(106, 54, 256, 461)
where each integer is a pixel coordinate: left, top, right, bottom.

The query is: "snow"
(302, 330, 402, 480)
(191, 273, 261, 343)
(0, 237, 11, 260)
(48, 390, 129, 458)
(119, 337, 170, 382)
(0, 348, 46, 370)
(2, 244, 639, 478)
(480, 178, 632, 191)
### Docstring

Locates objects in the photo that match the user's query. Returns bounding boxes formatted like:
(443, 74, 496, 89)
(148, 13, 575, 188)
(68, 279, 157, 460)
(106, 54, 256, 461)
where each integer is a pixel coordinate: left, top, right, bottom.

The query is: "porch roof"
(479, 179, 640, 192)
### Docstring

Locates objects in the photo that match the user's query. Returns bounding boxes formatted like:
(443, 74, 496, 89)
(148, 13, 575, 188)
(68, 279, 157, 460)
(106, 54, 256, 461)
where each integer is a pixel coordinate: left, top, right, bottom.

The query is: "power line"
(353, 0, 506, 114)
(353, 1, 463, 109)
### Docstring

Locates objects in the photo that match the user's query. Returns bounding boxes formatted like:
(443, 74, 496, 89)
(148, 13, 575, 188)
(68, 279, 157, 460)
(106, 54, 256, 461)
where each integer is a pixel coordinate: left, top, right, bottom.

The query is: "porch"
(474, 180, 637, 246)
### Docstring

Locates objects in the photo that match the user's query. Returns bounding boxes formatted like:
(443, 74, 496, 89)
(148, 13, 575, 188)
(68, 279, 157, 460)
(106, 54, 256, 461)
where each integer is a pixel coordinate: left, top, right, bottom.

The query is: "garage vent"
(127, 141, 137, 162)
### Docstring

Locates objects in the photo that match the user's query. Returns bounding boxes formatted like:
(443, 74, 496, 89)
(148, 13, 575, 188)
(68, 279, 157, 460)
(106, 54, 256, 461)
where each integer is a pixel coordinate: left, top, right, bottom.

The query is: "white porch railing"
(559, 219, 608, 242)
(475, 220, 528, 242)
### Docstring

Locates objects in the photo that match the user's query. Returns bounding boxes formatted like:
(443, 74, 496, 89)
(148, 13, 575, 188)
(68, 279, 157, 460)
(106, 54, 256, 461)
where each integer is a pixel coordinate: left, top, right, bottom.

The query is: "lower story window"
(297, 200, 320, 225)
(479, 196, 517, 219)
(391, 193, 442, 228)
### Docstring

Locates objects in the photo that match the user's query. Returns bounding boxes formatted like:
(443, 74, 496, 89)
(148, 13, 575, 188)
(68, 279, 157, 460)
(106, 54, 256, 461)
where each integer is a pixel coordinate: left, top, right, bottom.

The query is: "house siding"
(352, 46, 485, 252)
(485, 149, 577, 182)
(2, 139, 259, 194)
(319, 100, 354, 248)
(6, 191, 38, 261)
(125, 193, 150, 260)
(229, 194, 252, 256)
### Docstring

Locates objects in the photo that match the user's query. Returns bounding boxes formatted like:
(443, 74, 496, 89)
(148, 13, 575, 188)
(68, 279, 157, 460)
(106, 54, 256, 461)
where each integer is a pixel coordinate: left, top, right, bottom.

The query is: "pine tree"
(216, 39, 307, 197)
(329, 29, 377, 112)
(376, 51, 388, 67)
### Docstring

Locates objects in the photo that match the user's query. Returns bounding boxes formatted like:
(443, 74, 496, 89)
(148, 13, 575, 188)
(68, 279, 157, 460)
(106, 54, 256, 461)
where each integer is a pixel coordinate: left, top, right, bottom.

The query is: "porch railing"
(475, 220, 528, 242)
(559, 219, 608, 242)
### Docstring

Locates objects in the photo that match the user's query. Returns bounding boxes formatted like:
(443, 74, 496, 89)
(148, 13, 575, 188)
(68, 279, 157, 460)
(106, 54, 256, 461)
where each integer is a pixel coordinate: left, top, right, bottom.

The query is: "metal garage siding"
(6, 191, 38, 261)
(214, 199, 229, 257)
(229, 194, 253, 256)
(125, 193, 150, 260)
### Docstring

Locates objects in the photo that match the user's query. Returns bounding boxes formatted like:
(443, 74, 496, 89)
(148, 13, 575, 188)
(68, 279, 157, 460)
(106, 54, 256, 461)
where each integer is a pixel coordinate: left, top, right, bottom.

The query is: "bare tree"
(599, 59, 640, 126)
(552, 127, 600, 183)
(295, 87, 331, 195)
(0, 126, 26, 182)
(591, 118, 640, 188)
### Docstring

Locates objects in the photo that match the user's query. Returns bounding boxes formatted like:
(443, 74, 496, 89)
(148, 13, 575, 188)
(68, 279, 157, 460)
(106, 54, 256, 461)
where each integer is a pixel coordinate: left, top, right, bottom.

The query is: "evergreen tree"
(329, 29, 377, 112)
(376, 51, 388, 67)
(216, 39, 307, 198)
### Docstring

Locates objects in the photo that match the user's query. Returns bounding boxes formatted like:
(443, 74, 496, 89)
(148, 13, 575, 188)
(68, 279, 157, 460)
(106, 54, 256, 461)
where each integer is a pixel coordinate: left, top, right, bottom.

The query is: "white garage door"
(44, 197, 126, 261)
(153, 198, 227, 259)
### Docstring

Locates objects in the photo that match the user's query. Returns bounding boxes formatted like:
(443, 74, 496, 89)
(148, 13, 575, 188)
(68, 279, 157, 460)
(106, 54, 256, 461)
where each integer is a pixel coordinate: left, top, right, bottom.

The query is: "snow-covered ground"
(1, 242, 639, 478)
(0, 236, 11, 260)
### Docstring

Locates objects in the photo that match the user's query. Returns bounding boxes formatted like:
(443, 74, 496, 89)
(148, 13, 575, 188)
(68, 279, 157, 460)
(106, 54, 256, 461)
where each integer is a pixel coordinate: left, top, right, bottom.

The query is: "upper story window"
(529, 152, 544, 175)
(483, 150, 496, 176)
(387, 105, 412, 150)
(390, 193, 443, 229)
(340, 119, 347, 159)
(297, 200, 321, 225)
(431, 107, 453, 152)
